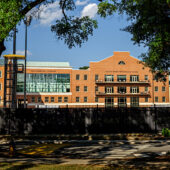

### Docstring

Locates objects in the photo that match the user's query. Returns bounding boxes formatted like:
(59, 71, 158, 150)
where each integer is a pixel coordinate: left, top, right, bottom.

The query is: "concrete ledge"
(0, 133, 169, 141)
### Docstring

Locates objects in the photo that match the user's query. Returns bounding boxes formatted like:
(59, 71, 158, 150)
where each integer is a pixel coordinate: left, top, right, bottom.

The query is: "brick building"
(0, 51, 169, 108)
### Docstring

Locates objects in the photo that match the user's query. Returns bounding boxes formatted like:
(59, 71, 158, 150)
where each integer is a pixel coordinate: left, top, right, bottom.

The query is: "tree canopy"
(0, 0, 169, 75)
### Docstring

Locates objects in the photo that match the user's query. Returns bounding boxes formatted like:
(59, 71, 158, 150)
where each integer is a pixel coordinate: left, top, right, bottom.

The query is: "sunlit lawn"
(0, 163, 109, 170)
(18, 143, 71, 157)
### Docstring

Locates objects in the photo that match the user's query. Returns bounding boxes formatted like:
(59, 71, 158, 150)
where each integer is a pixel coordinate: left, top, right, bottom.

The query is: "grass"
(17, 143, 71, 157)
(0, 163, 109, 170)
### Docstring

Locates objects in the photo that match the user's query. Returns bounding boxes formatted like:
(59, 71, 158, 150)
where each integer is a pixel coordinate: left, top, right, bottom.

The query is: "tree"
(0, 0, 106, 56)
(117, 0, 170, 75)
(79, 66, 89, 70)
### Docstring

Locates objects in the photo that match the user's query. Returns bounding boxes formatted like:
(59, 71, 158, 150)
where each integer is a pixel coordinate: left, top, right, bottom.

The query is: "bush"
(162, 128, 170, 137)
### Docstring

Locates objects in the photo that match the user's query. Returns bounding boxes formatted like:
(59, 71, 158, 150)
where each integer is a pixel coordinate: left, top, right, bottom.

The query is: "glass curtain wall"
(17, 73, 70, 93)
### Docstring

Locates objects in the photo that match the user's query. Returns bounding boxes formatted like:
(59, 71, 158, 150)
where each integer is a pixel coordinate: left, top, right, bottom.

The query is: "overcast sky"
(3, 0, 147, 69)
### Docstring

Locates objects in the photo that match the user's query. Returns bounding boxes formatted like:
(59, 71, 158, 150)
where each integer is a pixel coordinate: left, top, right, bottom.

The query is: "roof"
(0, 59, 71, 68)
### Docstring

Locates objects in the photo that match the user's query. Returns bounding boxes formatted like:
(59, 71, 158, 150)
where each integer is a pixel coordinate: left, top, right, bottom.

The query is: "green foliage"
(117, 0, 170, 75)
(162, 128, 170, 137)
(98, 0, 117, 18)
(51, 16, 98, 48)
(0, 0, 22, 41)
(79, 66, 89, 70)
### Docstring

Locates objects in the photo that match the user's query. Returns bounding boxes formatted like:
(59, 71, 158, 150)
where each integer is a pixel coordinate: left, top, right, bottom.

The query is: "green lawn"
(0, 163, 109, 170)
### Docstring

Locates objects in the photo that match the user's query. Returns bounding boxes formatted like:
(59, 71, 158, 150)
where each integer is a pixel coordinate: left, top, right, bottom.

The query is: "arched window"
(118, 61, 125, 65)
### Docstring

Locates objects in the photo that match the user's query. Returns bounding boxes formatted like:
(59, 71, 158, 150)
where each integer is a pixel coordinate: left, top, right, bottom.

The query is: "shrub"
(162, 128, 170, 137)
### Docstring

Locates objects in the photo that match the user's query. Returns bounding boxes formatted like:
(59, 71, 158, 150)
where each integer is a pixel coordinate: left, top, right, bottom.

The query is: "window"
(84, 86, 88, 92)
(145, 75, 148, 81)
(130, 97, 139, 107)
(84, 74, 87, 80)
(76, 97, 80, 102)
(130, 75, 139, 82)
(105, 87, 114, 93)
(118, 97, 127, 107)
(155, 96, 158, 102)
(118, 87, 126, 93)
(145, 97, 148, 102)
(0, 71, 2, 78)
(0, 96, 1, 103)
(31, 97, 35, 103)
(162, 97, 166, 102)
(95, 97, 98, 102)
(58, 97, 62, 102)
(105, 75, 114, 82)
(118, 61, 125, 65)
(95, 74, 99, 81)
(0, 83, 1, 90)
(162, 86, 166, 92)
(45, 97, 49, 102)
(17, 73, 70, 93)
(76, 86, 80, 92)
(95, 86, 98, 92)
(76, 74, 80, 80)
(38, 97, 41, 103)
(105, 97, 114, 107)
(117, 75, 126, 82)
(51, 97, 54, 102)
(64, 97, 68, 102)
(84, 97, 87, 102)
(145, 87, 148, 92)
(155, 86, 158, 92)
(130, 87, 139, 93)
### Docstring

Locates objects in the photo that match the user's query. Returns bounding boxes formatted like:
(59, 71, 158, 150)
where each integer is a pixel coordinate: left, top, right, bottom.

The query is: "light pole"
(24, 16, 32, 108)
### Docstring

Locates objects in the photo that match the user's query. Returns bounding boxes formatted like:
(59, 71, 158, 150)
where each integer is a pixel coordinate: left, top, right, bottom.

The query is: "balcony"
(96, 91, 150, 96)
(95, 80, 150, 85)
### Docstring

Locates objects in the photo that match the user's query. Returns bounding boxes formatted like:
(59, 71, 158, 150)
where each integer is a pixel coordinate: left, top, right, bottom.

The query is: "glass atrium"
(17, 73, 70, 93)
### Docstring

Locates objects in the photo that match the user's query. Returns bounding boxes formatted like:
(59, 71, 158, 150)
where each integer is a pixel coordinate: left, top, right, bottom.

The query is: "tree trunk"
(0, 39, 6, 57)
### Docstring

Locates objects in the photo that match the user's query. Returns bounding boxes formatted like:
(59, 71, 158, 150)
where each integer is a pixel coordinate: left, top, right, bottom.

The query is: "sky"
(3, 0, 147, 69)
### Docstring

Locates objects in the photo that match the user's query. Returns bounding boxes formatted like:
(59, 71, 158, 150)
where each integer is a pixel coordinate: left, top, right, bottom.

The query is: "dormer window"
(119, 61, 125, 65)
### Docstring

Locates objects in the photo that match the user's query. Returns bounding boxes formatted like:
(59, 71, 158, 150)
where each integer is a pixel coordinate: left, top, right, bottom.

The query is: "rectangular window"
(84, 97, 87, 102)
(118, 97, 127, 107)
(95, 74, 99, 81)
(58, 97, 62, 102)
(64, 97, 68, 102)
(130, 87, 139, 93)
(105, 75, 114, 82)
(162, 97, 166, 102)
(76, 97, 80, 102)
(145, 87, 148, 92)
(0, 83, 1, 90)
(118, 87, 126, 93)
(0, 96, 1, 103)
(31, 97, 35, 103)
(130, 75, 139, 82)
(155, 86, 158, 92)
(84, 86, 88, 92)
(84, 74, 87, 80)
(45, 97, 49, 102)
(76, 86, 80, 92)
(95, 97, 98, 102)
(155, 96, 158, 102)
(105, 97, 114, 107)
(117, 75, 126, 82)
(145, 97, 148, 102)
(51, 97, 54, 102)
(130, 97, 139, 107)
(162, 86, 166, 92)
(145, 75, 148, 80)
(95, 86, 98, 92)
(76, 74, 80, 80)
(0, 71, 2, 78)
(38, 97, 41, 103)
(105, 87, 114, 93)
